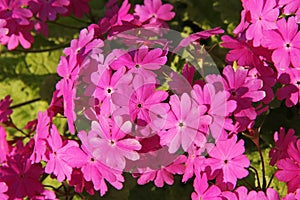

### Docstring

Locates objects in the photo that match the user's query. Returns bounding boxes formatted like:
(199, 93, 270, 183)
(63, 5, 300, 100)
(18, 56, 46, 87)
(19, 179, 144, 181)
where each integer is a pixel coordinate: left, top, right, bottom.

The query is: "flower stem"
(10, 98, 42, 109)
(257, 145, 267, 191)
(249, 165, 261, 190)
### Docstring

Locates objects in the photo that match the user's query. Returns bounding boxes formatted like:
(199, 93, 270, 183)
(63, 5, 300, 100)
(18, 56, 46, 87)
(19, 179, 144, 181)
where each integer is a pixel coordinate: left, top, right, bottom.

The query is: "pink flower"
(0, 126, 9, 164)
(0, 182, 8, 200)
(276, 68, 300, 107)
(279, 0, 300, 23)
(282, 189, 300, 200)
(89, 119, 142, 170)
(276, 139, 300, 193)
(243, 0, 279, 47)
(269, 127, 296, 166)
(0, 0, 34, 49)
(0, 95, 12, 123)
(136, 155, 186, 187)
(134, 0, 175, 26)
(205, 135, 250, 187)
(221, 35, 271, 68)
(30, 111, 51, 163)
(221, 65, 265, 132)
(110, 46, 167, 74)
(191, 173, 222, 200)
(234, 186, 280, 200)
(45, 125, 78, 182)
(262, 17, 300, 70)
(159, 93, 205, 153)
(66, 131, 124, 196)
(0, 155, 44, 199)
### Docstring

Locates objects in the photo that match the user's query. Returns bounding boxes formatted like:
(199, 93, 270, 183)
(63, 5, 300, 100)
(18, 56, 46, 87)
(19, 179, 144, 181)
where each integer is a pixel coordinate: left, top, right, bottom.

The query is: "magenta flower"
(29, 0, 70, 22)
(66, 131, 124, 196)
(0, 156, 44, 199)
(0, 126, 9, 164)
(276, 139, 300, 193)
(111, 46, 167, 74)
(160, 93, 204, 153)
(243, 0, 279, 47)
(221, 35, 272, 68)
(191, 173, 222, 200)
(0, 95, 12, 123)
(30, 111, 51, 163)
(0, 182, 8, 200)
(276, 68, 300, 107)
(221, 65, 265, 132)
(136, 155, 186, 187)
(279, 0, 300, 22)
(282, 189, 300, 200)
(134, 0, 175, 25)
(63, 0, 89, 18)
(262, 17, 300, 70)
(0, 0, 34, 49)
(45, 125, 78, 182)
(89, 119, 142, 170)
(205, 135, 250, 187)
(269, 127, 296, 166)
(235, 186, 280, 200)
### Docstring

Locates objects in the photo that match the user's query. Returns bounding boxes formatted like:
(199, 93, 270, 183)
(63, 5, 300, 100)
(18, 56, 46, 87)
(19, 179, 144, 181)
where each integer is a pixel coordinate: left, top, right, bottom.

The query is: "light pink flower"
(160, 93, 205, 153)
(90, 119, 142, 170)
(0, 182, 8, 200)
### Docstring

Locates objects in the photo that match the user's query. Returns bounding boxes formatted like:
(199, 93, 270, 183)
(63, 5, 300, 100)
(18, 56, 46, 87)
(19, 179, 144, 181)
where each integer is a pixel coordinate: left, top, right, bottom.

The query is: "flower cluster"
(0, 0, 90, 50)
(1, 0, 300, 199)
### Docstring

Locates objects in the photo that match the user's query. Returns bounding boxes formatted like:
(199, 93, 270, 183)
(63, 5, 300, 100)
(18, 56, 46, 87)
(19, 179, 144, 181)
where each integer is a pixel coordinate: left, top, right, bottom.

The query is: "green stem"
(267, 173, 275, 188)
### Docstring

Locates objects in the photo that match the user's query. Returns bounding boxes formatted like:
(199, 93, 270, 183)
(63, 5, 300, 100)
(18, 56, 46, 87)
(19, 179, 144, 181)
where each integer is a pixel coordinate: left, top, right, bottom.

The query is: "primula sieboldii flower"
(89, 119, 142, 171)
(0, 126, 9, 164)
(45, 125, 78, 182)
(262, 17, 300, 70)
(0, 95, 12, 123)
(30, 111, 51, 163)
(276, 139, 300, 193)
(269, 127, 296, 166)
(110, 46, 167, 74)
(191, 173, 222, 200)
(279, 0, 300, 23)
(221, 65, 265, 132)
(28, 0, 70, 22)
(134, 0, 175, 26)
(160, 93, 208, 153)
(0, 148, 44, 199)
(234, 186, 280, 200)
(242, 0, 279, 47)
(276, 68, 300, 107)
(205, 135, 250, 188)
(0, 182, 8, 200)
(136, 155, 186, 188)
(66, 130, 124, 196)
